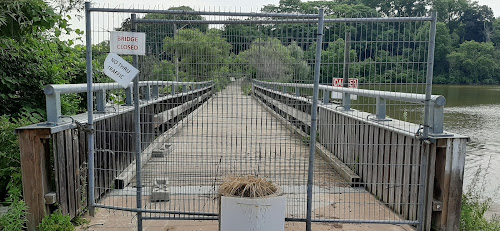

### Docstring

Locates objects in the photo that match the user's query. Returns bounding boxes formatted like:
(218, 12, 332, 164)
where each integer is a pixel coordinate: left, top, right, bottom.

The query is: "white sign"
(110, 31, 146, 55)
(104, 53, 139, 88)
(331, 78, 358, 100)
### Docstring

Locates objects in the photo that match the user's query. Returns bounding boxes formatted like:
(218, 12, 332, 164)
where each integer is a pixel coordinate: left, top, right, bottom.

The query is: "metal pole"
(306, 8, 324, 231)
(423, 12, 437, 139)
(131, 14, 143, 231)
(342, 31, 351, 110)
(85, 1, 95, 217)
(174, 24, 179, 82)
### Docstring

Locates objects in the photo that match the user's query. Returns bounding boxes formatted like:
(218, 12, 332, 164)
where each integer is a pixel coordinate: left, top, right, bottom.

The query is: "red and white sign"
(110, 31, 146, 56)
(331, 78, 358, 100)
(332, 78, 358, 88)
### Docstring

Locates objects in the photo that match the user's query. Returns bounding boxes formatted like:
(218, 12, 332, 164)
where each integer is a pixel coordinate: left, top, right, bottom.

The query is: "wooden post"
(18, 128, 52, 231)
(431, 137, 468, 230)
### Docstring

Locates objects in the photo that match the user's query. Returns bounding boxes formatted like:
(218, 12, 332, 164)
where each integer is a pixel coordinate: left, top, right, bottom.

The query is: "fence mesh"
(87, 3, 433, 228)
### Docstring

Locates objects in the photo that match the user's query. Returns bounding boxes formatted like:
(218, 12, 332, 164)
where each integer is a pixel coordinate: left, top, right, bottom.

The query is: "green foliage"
(164, 28, 232, 80)
(39, 210, 75, 231)
(238, 38, 310, 82)
(0, 113, 42, 202)
(447, 41, 500, 84)
(460, 164, 500, 231)
(0, 36, 86, 116)
(0, 200, 28, 231)
(0, 0, 58, 38)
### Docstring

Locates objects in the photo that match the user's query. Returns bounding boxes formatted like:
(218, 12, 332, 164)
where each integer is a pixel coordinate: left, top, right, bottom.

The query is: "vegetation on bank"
(1, 0, 500, 230)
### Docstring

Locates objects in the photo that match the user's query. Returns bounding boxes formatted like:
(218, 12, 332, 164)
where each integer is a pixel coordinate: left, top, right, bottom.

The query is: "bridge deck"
(98, 80, 405, 224)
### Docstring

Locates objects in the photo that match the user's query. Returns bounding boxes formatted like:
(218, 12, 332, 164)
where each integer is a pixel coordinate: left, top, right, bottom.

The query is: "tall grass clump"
(460, 160, 500, 231)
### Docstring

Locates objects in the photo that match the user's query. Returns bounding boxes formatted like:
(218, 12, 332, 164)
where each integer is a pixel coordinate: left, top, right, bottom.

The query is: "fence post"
(295, 87, 300, 96)
(18, 128, 52, 231)
(306, 9, 324, 231)
(423, 12, 437, 139)
(342, 31, 351, 111)
(84, 1, 95, 217)
(131, 13, 143, 230)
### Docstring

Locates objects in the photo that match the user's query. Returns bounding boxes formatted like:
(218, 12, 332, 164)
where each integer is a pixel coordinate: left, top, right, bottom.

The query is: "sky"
(65, 0, 500, 43)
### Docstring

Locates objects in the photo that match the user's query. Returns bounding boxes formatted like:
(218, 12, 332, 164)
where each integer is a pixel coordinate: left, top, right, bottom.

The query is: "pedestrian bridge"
(17, 78, 467, 230)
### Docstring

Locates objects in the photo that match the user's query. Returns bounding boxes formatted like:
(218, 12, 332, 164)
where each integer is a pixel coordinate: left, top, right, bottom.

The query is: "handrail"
(252, 79, 447, 136)
(45, 81, 214, 124)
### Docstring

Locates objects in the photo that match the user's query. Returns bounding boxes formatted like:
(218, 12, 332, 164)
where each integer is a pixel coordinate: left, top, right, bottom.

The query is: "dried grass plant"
(219, 176, 278, 198)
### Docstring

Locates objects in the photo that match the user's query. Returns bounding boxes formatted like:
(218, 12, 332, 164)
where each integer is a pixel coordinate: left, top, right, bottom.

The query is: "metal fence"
(84, 3, 438, 230)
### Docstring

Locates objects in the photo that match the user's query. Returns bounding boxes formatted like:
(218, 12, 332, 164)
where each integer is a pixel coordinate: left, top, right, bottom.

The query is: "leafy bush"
(39, 210, 74, 231)
(0, 200, 28, 231)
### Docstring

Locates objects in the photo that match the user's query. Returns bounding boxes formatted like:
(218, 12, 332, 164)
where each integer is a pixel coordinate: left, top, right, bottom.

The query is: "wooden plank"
(64, 129, 76, 217)
(425, 142, 437, 231)
(56, 132, 69, 215)
(382, 130, 391, 204)
(401, 136, 413, 219)
(367, 126, 376, 192)
(18, 129, 51, 231)
(362, 123, 369, 188)
(72, 129, 81, 215)
(376, 128, 385, 200)
(388, 131, 397, 210)
(395, 133, 405, 214)
(409, 139, 421, 221)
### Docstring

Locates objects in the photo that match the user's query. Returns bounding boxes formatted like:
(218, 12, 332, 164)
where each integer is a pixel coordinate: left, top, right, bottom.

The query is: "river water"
(433, 85, 500, 211)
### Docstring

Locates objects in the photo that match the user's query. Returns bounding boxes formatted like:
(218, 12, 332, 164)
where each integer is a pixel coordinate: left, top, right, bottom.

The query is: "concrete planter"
(219, 187, 286, 231)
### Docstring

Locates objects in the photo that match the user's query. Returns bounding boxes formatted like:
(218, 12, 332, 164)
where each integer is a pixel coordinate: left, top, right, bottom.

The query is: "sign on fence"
(110, 31, 146, 55)
(331, 78, 358, 100)
(104, 53, 139, 88)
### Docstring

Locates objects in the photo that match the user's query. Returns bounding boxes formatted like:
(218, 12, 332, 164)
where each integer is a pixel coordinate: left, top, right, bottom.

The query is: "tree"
(238, 38, 310, 82)
(447, 41, 500, 84)
(163, 28, 232, 81)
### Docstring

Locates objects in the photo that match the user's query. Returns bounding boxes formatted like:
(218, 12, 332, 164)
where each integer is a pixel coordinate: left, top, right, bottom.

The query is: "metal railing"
(44, 81, 213, 124)
(252, 79, 447, 136)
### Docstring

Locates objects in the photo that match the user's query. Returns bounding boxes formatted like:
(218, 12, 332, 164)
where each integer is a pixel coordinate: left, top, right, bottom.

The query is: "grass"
(460, 160, 500, 231)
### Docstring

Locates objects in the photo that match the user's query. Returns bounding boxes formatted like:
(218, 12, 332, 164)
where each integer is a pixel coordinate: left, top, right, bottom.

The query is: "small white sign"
(104, 53, 139, 88)
(110, 31, 146, 55)
(331, 78, 358, 100)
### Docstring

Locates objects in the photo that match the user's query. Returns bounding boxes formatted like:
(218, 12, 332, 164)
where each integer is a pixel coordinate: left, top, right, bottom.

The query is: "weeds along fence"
(17, 3, 469, 231)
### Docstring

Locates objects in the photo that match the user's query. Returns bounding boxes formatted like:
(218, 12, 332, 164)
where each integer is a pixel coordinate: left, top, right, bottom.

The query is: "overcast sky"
(66, 0, 500, 43)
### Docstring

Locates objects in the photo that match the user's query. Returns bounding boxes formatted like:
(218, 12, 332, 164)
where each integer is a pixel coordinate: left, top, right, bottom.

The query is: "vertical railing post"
(96, 89, 106, 113)
(143, 84, 151, 101)
(431, 103, 444, 134)
(422, 12, 437, 140)
(46, 91, 61, 124)
(125, 86, 133, 105)
(306, 9, 324, 231)
(85, 1, 95, 217)
(342, 31, 351, 111)
(323, 89, 329, 104)
(183, 85, 187, 93)
(131, 13, 143, 231)
(376, 97, 387, 120)
(295, 87, 300, 96)
(152, 85, 159, 99)
(171, 84, 176, 95)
